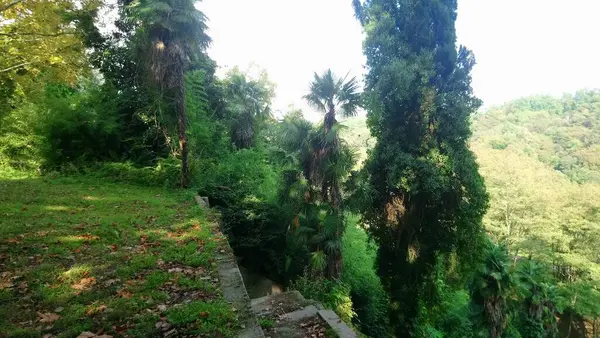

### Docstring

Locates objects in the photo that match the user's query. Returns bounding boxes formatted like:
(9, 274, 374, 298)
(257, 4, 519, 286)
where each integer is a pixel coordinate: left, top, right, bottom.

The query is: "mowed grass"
(0, 176, 238, 338)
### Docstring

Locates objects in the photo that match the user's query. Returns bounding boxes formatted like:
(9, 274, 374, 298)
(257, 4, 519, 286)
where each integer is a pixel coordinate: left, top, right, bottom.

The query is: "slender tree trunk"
(324, 108, 343, 279)
(326, 251, 342, 279)
(175, 56, 189, 188)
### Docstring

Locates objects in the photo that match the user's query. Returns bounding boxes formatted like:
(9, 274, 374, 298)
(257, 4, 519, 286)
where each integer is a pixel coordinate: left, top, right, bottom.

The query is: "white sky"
(199, 0, 600, 119)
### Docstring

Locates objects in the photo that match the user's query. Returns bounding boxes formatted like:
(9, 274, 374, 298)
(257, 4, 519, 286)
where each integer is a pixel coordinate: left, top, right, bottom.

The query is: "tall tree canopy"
(354, 0, 488, 335)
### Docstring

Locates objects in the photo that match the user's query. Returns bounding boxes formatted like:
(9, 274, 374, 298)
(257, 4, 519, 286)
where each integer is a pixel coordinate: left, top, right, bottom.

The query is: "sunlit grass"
(0, 176, 238, 337)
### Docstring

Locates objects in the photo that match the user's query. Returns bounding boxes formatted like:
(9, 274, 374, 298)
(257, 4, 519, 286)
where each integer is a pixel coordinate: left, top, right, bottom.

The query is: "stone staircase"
(251, 291, 357, 338)
(197, 196, 357, 338)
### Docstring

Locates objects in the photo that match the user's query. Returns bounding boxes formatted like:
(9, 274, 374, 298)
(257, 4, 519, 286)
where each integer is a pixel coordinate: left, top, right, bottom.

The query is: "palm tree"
(225, 70, 272, 149)
(304, 69, 361, 133)
(300, 70, 360, 278)
(471, 242, 513, 338)
(303, 69, 360, 207)
(129, 0, 211, 187)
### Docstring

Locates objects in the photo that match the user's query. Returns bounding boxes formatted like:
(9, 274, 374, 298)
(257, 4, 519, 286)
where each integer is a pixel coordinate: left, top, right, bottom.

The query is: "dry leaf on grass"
(117, 289, 133, 298)
(86, 304, 107, 316)
(0, 281, 13, 289)
(77, 332, 113, 338)
(38, 312, 60, 323)
(72, 277, 96, 290)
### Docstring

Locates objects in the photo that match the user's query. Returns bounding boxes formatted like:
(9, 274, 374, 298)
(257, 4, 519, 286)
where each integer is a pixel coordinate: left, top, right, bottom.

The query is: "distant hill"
(341, 90, 600, 281)
(473, 91, 600, 184)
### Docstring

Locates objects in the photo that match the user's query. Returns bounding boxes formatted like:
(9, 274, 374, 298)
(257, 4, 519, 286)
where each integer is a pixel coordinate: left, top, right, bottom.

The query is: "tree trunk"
(324, 110, 336, 132)
(326, 250, 342, 279)
(175, 58, 189, 188)
(323, 108, 343, 279)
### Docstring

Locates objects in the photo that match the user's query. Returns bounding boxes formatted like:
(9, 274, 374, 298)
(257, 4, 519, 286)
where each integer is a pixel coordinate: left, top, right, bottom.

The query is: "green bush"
(77, 159, 181, 188)
(0, 103, 45, 172)
(341, 215, 391, 337)
(290, 273, 355, 324)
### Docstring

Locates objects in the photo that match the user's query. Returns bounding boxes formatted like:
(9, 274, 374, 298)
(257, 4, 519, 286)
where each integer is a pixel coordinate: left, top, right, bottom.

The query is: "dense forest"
(342, 90, 600, 337)
(1, 0, 599, 337)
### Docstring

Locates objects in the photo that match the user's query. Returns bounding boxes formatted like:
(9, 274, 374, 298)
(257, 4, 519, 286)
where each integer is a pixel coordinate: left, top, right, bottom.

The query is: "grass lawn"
(0, 175, 239, 338)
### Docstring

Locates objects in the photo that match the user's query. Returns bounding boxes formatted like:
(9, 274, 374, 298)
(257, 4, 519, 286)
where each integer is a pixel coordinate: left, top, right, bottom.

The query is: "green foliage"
(470, 242, 513, 338)
(0, 102, 44, 172)
(354, 0, 488, 335)
(341, 215, 391, 337)
(473, 91, 600, 282)
(223, 66, 275, 149)
(259, 318, 275, 329)
(276, 110, 356, 279)
(473, 90, 600, 183)
(290, 273, 355, 324)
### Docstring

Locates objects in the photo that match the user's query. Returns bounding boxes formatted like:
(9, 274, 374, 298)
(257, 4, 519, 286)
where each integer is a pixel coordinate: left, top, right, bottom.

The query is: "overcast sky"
(199, 0, 600, 119)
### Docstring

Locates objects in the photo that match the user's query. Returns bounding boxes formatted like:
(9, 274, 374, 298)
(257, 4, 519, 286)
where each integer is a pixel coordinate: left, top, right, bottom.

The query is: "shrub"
(290, 273, 355, 324)
(341, 215, 391, 337)
(79, 158, 181, 188)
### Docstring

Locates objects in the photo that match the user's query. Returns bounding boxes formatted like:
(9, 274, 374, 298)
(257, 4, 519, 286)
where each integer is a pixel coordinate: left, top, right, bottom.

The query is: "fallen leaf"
(113, 323, 128, 333)
(72, 277, 96, 290)
(76, 332, 96, 338)
(54, 307, 64, 313)
(38, 312, 60, 323)
(7, 238, 23, 244)
(86, 304, 107, 316)
(117, 289, 133, 298)
(17, 281, 28, 290)
(200, 311, 209, 318)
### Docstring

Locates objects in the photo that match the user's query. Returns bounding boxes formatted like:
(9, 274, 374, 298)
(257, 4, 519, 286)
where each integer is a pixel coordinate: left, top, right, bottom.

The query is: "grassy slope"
(0, 175, 238, 337)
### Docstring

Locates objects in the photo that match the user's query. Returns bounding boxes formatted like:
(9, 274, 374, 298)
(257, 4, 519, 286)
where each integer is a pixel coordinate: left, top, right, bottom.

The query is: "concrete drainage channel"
(195, 196, 357, 338)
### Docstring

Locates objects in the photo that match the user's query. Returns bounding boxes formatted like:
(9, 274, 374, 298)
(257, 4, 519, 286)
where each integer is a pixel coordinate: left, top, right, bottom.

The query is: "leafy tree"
(276, 111, 355, 279)
(0, 0, 100, 116)
(514, 259, 558, 338)
(354, 0, 488, 334)
(298, 69, 360, 278)
(129, 0, 211, 187)
(470, 243, 513, 338)
(223, 66, 274, 149)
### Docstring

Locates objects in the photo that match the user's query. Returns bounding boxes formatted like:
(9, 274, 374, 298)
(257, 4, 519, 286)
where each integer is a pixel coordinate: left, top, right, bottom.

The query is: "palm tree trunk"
(323, 108, 343, 279)
(324, 110, 336, 132)
(175, 58, 189, 188)
(326, 250, 342, 279)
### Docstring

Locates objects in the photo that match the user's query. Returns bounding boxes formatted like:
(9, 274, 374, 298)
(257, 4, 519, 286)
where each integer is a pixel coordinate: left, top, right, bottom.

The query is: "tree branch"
(0, 62, 30, 73)
(0, 0, 24, 13)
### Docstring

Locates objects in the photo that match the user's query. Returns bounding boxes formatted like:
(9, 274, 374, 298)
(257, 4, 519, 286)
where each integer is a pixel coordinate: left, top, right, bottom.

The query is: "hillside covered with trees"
(341, 90, 600, 336)
(1, 0, 599, 337)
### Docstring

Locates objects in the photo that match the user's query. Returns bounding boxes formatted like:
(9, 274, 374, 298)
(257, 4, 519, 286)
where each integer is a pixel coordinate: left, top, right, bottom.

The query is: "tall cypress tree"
(353, 0, 488, 335)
